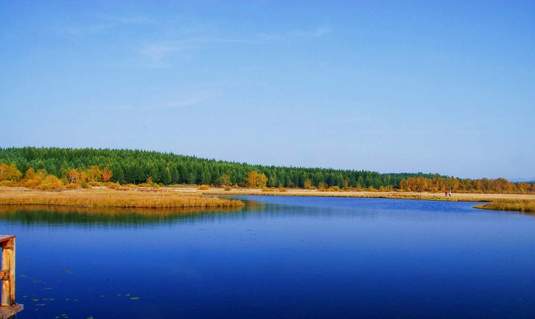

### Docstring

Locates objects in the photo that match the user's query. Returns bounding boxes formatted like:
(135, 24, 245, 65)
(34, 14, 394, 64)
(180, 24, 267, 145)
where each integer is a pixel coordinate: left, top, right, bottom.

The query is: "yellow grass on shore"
(475, 200, 535, 214)
(0, 187, 243, 209)
(191, 186, 535, 202)
(2, 185, 535, 214)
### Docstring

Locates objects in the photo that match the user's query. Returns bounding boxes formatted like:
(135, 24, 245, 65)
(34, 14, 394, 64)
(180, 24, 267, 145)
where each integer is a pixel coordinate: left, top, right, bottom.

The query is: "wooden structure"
(0, 236, 22, 319)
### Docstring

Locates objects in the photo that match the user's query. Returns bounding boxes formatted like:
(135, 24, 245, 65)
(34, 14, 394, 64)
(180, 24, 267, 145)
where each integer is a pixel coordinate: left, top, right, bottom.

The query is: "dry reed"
(475, 200, 535, 213)
(0, 189, 243, 209)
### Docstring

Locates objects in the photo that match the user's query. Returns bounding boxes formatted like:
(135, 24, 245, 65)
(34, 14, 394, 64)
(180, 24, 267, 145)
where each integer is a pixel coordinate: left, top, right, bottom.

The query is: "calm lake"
(2, 196, 535, 318)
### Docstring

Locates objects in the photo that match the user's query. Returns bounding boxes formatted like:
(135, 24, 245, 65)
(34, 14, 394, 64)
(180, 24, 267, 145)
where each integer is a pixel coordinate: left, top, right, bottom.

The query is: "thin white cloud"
(139, 43, 188, 65)
(99, 15, 154, 25)
(139, 37, 260, 66)
(291, 26, 332, 38)
(164, 95, 209, 110)
(60, 15, 154, 36)
(258, 26, 332, 41)
(140, 26, 332, 66)
(112, 90, 217, 112)
(62, 23, 114, 36)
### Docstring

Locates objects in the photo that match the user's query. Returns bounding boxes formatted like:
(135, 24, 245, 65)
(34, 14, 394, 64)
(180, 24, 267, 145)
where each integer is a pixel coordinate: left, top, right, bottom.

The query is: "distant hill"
(0, 147, 440, 188)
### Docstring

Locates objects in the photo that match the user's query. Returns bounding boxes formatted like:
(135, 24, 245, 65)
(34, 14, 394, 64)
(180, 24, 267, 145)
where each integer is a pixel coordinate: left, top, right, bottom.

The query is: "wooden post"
(0, 235, 22, 319)
(1, 238, 14, 306)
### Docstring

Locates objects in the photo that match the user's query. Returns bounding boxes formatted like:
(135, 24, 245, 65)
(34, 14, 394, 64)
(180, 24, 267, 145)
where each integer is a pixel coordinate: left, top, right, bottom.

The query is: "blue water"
(2, 196, 535, 318)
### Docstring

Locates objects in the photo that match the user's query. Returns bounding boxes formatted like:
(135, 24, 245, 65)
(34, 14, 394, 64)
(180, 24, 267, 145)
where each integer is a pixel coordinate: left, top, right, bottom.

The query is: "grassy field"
(0, 187, 243, 209)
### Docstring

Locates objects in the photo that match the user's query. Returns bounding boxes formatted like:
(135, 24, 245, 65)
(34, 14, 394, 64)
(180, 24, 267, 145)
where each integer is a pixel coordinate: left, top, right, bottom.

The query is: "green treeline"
(0, 147, 435, 188)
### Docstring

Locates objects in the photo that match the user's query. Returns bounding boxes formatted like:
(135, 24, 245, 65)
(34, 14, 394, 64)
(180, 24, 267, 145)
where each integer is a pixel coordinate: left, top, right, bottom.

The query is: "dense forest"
(0, 147, 532, 193)
(0, 147, 434, 189)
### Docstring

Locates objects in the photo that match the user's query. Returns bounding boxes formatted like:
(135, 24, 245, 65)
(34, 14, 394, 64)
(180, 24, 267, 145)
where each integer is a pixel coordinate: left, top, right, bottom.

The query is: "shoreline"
(197, 186, 535, 213)
(1, 186, 534, 213)
(199, 187, 535, 202)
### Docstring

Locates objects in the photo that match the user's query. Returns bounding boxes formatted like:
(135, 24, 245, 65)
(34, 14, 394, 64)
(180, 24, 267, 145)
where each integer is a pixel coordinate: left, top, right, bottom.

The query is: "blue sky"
(1, 1, 534, 179)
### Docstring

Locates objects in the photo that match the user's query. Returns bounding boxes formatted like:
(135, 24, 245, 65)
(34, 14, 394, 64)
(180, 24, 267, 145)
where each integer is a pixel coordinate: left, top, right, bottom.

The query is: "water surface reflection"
(2, 196, 535, 319)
